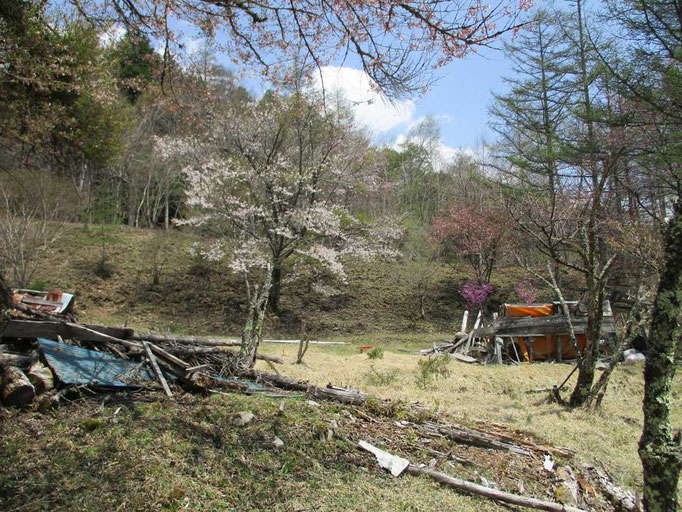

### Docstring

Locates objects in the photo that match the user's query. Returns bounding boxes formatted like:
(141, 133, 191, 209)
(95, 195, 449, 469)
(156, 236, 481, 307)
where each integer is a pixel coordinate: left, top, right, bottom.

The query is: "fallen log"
(406, 465, 585, 512)
(419, 422, 531, 456)
(241, 369, 380, 405)
(167, 346, 283, 364)
(132, 332, 241, 347)
(0, 352, 31, 366)
(582, 465, 641, 512)
(1, 366, 35, 406)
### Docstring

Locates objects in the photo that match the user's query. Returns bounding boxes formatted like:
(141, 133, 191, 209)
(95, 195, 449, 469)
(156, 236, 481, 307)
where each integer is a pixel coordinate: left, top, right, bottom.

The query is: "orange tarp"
(505, 304, 586, 362)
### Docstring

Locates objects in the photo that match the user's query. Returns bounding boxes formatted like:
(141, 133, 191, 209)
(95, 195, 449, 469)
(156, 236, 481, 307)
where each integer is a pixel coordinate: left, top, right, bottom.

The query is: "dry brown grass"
(257, 339, 682, 494)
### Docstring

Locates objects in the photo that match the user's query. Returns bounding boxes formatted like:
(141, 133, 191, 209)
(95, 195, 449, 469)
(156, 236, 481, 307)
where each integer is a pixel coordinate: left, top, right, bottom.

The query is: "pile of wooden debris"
(423, 301, 617, 365)
(0, 292, 297, 408)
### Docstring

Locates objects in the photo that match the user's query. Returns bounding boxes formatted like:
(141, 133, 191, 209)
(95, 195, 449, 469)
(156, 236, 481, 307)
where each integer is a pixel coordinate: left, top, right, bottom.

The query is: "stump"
(2, 366, 36, 406)
(27, 362, 54, 395)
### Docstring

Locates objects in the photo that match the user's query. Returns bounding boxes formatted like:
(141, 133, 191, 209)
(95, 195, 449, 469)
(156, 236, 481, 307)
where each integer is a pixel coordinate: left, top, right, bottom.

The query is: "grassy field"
(255, 338, 682, 494)
(2, 341, 675, 512)
(2, 392, 522, 512)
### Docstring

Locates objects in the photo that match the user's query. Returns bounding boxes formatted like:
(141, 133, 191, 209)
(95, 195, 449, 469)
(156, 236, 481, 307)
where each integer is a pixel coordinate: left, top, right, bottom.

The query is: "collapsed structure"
(424, 301, 617, 364)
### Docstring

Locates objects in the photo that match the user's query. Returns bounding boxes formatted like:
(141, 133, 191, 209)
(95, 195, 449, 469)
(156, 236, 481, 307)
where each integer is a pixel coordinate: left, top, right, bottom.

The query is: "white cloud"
(314, 66, 476, 168)
(314, 66, 415, 133)
(439, 143, 476, 164)
(185, 38, 203, 56)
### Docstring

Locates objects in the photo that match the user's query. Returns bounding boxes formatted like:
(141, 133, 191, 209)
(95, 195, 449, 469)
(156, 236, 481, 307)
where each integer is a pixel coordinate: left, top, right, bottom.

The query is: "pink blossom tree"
(432, 202, 512, 284)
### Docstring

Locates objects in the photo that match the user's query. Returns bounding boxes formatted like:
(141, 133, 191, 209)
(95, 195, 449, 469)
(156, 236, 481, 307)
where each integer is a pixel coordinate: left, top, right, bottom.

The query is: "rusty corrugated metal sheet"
(13, 289, 75, 314)
(39, 338, 155, 387)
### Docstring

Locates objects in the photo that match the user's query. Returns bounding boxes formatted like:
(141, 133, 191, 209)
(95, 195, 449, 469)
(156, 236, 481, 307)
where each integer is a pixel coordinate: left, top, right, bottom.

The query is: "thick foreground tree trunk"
(639, 201, 682, 512)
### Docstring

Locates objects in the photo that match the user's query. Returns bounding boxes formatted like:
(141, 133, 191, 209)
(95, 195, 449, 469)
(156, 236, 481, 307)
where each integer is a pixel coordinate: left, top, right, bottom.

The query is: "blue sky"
(415, 47, 513, 149)
(301, 45, 514, 159)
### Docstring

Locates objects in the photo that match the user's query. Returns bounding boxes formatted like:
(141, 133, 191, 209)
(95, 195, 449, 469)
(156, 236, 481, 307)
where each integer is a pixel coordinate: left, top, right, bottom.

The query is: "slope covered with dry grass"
(31, 223, 543, 336)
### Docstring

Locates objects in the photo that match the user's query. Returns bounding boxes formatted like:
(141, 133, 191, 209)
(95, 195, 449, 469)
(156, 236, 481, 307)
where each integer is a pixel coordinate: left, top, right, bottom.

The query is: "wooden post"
(494, 337, 503, 365)
(460, 310, 469, 333)
(527, 338, 534, 363)
(556, 336, 563, 363)
(464, 311, 482, 353)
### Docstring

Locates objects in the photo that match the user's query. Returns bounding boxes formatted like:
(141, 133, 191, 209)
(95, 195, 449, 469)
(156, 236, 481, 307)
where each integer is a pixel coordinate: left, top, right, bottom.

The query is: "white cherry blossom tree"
(163, 90, 401, 367)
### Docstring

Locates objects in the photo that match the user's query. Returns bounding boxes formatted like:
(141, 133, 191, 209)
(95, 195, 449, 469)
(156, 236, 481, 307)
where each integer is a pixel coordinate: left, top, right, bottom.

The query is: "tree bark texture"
(570, 278, 605, 406)
(0, 271, 12, 334)
(1, 366, 35, 406)
(639, 201, 682, 512)
(239, 273, 272, 369)
(268, 263, 281, 312)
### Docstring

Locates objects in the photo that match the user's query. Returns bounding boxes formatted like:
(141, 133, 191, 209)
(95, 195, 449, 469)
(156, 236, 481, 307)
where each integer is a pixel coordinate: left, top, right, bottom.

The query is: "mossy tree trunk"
(639, 198, 682, 512)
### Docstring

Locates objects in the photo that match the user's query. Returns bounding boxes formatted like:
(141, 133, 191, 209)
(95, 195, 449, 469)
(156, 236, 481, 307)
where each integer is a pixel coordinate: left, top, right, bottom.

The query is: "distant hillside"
(26, 224, 570, 337)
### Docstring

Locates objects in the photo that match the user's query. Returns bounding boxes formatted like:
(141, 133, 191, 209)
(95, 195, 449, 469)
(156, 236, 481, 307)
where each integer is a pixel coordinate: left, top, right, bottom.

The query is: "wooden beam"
(1, 320, 142, 350)
(132, 332, 241, 347)
(474, 315, 615, 337)
(142, 342, 173, 398)
(406, 466, 585, 512)
(148, 343, 190, 368)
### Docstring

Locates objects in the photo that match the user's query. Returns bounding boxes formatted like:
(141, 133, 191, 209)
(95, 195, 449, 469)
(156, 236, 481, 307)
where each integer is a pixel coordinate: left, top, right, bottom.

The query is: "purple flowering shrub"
(515, 280, 538, 304)
(461, 281, 494, 310)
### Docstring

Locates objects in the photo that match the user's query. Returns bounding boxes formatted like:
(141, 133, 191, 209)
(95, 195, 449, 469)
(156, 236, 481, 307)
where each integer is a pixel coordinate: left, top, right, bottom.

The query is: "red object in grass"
(359, 345, 374, 350)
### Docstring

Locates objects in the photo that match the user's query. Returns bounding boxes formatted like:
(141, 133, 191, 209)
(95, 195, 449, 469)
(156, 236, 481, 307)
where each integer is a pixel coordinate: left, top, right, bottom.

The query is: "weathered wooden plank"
(1, 320, 64, 339)
(84, 324, 134, 340)
(148, 344, 190, 369)
(474, 315, 615, 337)
(1, 320, 141, 349)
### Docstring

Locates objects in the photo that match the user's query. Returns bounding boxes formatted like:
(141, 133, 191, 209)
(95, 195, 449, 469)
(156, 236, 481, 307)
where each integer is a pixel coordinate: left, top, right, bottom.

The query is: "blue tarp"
(38, 338, 303, 397)
(39, 338, 156, 387)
